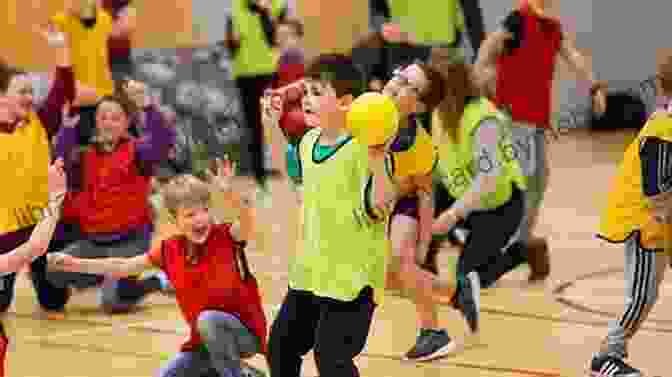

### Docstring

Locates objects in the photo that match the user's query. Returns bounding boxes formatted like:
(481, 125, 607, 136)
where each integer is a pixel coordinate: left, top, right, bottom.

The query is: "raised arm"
(36, 27, 76, 138)
(473, 11, 519, 92)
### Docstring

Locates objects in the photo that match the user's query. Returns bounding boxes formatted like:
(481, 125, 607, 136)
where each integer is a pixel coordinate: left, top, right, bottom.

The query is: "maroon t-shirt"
(101, 0, 132, 60)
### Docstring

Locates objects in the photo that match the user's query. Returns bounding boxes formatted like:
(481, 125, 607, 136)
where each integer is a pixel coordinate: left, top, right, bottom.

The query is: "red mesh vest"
(64, 140, 152, 234)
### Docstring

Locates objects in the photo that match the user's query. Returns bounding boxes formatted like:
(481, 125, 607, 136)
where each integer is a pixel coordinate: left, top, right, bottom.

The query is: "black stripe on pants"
(267, 287, 376, 377)
(236, 74, 274, 185)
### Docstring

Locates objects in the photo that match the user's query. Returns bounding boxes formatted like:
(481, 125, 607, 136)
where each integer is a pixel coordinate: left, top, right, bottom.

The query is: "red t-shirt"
(148, 223, 267, 353)
(494, 3, 563, 128)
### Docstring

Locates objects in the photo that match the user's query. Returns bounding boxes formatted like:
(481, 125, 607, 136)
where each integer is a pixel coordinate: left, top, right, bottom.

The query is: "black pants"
(0, 225, 75, 312)
(433, 183, 528, 288)
(235, 74, 274, 185)
(267, 287, 376, 377)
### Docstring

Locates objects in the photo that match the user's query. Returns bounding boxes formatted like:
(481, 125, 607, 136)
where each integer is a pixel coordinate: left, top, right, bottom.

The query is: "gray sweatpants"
(157, 311, 261, 377)
(599, 233, 668, 359)
(46, 229, 151, 312)
(509, 122, 548, 244)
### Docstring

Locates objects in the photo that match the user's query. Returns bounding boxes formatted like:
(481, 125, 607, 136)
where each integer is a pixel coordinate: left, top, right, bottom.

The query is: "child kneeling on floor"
(48, 159, 268, 377)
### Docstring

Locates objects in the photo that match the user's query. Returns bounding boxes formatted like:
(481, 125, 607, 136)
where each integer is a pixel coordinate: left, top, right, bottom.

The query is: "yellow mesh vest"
(599, 115, 672, 250)
(51, 9, 115, 96)
(0, 113, 50, 234)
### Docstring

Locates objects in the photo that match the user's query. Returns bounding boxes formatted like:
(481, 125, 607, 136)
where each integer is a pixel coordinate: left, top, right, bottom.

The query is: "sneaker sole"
(404, 341, 460, 362)
(589, 370, 642, 377)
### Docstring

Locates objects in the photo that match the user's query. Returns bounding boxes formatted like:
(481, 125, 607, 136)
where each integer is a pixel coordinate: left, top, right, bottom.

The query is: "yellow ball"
(346, 92, 400, 146)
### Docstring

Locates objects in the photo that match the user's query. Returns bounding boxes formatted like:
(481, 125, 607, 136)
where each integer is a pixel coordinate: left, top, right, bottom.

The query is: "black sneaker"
(404, 329, 457, 361)
(456, 271, 480, 334)
(590, 354, 641, 377)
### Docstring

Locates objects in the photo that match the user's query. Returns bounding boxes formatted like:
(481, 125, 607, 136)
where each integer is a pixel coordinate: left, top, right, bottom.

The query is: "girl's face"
(95, 100, 130, 144)
(302, 79, 341, 129)
(175, 204, 213, 244)
(6, 75, 34, 119)
(0, 97, 20, 126)
(382, 64, 429, 116)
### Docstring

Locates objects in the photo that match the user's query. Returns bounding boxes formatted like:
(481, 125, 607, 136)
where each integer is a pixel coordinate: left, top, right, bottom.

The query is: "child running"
(48, 158, 268, 377)
(588, 56, 672, 377)
(430, 61, 537, 334)
(266, 54, 390, 377)
(368, 62, 465, 360)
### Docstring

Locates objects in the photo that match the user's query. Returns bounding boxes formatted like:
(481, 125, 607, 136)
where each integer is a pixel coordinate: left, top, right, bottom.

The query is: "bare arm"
(473, 30, 511, 93)
(49, 253, 152, 278)
(559, 37, 595, 83)
(109, 5, 136, 38)
(0, 196, 64, 274)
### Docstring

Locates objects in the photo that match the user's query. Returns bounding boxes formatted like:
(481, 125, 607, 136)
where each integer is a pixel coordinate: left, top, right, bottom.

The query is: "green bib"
(434, 98, 526, 210)
(231, 0, 284, 77)
(290, 129, 389, 304)
(387, 0, 464, 45)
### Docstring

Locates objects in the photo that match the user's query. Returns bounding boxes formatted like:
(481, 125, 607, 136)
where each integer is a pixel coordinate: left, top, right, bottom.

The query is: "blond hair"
(161, 174, 211, 217)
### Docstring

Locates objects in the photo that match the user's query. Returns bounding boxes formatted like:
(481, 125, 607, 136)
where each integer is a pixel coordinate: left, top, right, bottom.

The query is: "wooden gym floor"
(5, 128, 671, 377)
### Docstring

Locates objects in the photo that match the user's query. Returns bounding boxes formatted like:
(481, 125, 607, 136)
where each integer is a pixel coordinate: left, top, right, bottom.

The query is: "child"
(50, 0, 122, 97)
(588, 56, 672, 377)
(48, 159, 267, 377)
(365, 62, 465, 360)
(0, 158, 68, 377)
(49, 80, 176, 314)
(0, 27, 76, 315)
(474, 0, 606, 282)
(266, 54, 389, 377)
(430, 61, 536, 334)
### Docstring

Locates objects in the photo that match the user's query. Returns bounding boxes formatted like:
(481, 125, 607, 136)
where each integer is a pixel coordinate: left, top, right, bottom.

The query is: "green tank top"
(290, 129, 389, 304)
(434, 97, 526, 210)
(231, 0, 284, 77)
(387, 0, 464, 45)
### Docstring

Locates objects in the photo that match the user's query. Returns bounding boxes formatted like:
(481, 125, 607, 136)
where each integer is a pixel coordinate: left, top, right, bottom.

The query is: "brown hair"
(161, 174, 212, 217)
(97, 94, 135, 116)
(416, 63, 445, 112)
(0, 58, 25, 93)
(304, 53, 365, 98)
(658, 54, 672, 98)
(279, 18, 304, 37)
(430, 61, 482, 141)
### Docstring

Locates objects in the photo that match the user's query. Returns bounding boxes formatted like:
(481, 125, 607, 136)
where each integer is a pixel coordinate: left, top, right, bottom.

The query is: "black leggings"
(267, 287, 376, 377)
(236, 74, 274, 185)
(433, 183, 528, 288)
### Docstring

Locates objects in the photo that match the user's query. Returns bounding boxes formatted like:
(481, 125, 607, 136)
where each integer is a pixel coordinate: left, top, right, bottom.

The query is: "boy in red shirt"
(48, 158, 267, 377)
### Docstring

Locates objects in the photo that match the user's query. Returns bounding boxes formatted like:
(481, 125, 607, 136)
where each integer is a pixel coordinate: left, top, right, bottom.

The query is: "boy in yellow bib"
(589, 58, 672, 377)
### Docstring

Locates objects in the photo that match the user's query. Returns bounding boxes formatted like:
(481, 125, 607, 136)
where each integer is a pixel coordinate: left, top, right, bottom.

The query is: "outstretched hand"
(205, 155, 236, 193)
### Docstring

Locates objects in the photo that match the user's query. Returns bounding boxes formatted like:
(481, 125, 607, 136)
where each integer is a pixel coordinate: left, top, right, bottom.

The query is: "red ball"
(280, 110, 310, 140)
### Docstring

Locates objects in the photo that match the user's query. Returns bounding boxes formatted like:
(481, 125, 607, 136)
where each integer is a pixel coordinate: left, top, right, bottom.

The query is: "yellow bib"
(599, 115, 672, 249)
(389, 124, 437, 181)
(52, 10, 115, 96)
(0, 113, 50, 234)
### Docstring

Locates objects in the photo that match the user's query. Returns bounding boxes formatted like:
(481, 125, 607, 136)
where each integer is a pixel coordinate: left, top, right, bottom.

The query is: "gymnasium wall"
(1, 0, 193, 71)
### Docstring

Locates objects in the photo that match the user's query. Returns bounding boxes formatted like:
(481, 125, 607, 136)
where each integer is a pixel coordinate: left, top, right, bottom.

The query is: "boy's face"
(302, 79, 342, 129)
(175, 204, 213, 244)
(382, 64, 429, 116)
(95, 100, 130, 145)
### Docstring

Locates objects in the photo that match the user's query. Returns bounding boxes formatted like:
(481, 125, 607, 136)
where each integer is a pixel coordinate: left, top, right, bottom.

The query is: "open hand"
(37, 23, 67, 47)
(123, 79, 151, 109)
(205, 155, 236, 193)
